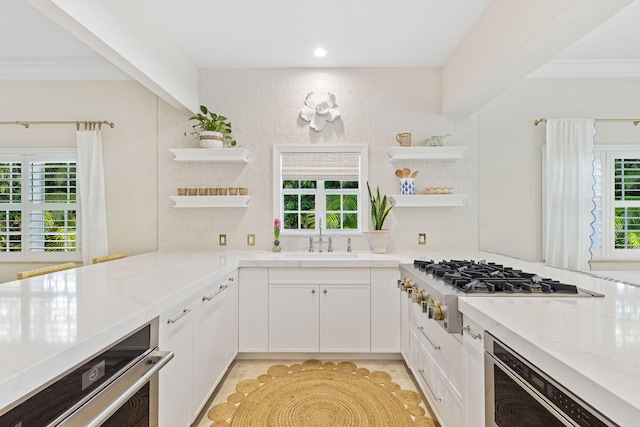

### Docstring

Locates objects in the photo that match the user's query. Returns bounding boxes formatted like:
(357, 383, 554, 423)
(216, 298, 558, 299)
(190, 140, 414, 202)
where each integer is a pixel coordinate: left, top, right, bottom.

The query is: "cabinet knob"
(228, 277, 234, 282)
(312, 289, 316, 294)
(323, 289, 328, 294)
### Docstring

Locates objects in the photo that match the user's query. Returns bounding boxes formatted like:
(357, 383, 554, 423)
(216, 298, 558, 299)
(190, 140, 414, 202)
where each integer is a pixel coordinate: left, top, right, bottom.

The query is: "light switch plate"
(219, 234, 227, 246)
(418, 233, 426, 245)
(247, 234, 255, 246)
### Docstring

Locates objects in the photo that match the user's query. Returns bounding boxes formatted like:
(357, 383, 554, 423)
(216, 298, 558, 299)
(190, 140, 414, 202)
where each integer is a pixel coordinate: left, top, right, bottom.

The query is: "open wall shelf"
(170, 196, 250, 208)
(169, 148, 251, 162)
(389, 194, 468, 207)
(387, 146, 467, 161)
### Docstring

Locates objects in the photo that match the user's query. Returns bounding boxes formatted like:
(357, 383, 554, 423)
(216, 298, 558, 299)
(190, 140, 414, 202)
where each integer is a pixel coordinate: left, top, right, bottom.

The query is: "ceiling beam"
(26, 0, 199, 114)
(441, 0, 633, 115)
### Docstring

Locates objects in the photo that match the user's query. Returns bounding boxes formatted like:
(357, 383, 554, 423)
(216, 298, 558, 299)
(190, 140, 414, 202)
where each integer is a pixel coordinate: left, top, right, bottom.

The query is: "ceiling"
(1, 0, 639, 79)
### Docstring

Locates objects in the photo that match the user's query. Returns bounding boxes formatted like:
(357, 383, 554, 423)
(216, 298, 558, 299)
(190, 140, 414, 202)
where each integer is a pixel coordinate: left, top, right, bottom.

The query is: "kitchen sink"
(278, 252, 359, 259)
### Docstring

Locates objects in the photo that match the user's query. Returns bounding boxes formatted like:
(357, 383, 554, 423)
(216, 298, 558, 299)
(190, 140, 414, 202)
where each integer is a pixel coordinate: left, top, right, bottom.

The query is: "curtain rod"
(0, 120, 115, 129)
(534, 118, 640, 126)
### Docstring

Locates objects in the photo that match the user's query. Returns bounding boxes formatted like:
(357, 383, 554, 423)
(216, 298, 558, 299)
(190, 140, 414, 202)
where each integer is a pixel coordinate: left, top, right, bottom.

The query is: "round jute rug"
(207, 360, 437, 427)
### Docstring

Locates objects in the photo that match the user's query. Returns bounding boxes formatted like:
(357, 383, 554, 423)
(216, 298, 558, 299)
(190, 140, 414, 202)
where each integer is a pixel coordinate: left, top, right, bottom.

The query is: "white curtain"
(76, 124, 108, 264)
(543, 118, 596, 271)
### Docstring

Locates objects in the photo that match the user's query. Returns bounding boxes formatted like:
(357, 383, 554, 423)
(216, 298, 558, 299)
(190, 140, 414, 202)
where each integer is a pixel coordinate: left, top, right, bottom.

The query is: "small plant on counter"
(367, 182, 394, 230)
(186, 105, 237, 147)
(272, 218, 282, 252)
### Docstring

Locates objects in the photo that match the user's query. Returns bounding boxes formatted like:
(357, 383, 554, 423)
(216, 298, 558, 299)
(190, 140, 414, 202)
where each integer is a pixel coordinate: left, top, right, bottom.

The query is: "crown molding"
(0, 58, 131, 81)
(529, 59, 640, 78)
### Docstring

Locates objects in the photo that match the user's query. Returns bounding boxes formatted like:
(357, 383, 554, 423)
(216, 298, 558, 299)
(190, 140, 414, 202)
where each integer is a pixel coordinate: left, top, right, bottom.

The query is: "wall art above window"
(299, 91, 341, 131)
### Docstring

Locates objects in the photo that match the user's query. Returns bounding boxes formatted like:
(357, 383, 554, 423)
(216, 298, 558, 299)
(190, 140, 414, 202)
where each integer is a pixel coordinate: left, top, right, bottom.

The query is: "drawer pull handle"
(203, 284, 229, 301)
(418, 326, 441, 350)
(418, 368, 442, 402)
(462, 325, 481, 340)
(167, 308, 191, 324)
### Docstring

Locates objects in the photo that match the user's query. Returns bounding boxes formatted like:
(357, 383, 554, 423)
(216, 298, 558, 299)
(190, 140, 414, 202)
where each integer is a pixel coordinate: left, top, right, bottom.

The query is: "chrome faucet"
(309, 216, 329, 252)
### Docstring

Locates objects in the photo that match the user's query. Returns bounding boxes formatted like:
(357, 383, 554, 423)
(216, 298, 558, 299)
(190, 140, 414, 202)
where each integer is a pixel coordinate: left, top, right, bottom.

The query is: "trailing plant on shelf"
(186, 105, 237, 148)
(367, 182, 394, 230)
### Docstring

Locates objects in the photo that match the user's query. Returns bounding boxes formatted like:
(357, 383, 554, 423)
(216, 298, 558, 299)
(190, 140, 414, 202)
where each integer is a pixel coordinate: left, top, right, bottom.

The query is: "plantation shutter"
(613, 156, 640, 250)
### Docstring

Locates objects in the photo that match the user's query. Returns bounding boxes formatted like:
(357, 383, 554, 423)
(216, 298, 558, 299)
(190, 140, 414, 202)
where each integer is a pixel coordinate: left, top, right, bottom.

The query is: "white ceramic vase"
(199, 131, 224, 148)
(365, 230, 391, 254)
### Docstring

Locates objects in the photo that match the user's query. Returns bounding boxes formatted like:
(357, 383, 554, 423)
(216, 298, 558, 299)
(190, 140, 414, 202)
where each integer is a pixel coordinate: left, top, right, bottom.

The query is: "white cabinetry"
(371, 268, 401, 352)
(267, 267, 372, 353)
(238, 268, 269, 352)
(320, 285, 370, 352)
(159, 300, 193, 427)
(191, 275, 233, 419)
(159, 271, 238, 427)
(269, 284, 320, 352)
(462, 317, 485, 427)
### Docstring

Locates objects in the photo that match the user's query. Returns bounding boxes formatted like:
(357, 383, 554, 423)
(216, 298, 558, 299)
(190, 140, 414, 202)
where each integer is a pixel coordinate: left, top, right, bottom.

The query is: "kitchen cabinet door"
(370, 268, 401, 352)
(320, 284, 370, 352)
(158, 300, 193, 427)
(238, 268, 269, 352)
(191, 278, 229, 419)
(269, 284, 319, 352)
(226, 271, 239, 366)
(463, 317, 485, 427)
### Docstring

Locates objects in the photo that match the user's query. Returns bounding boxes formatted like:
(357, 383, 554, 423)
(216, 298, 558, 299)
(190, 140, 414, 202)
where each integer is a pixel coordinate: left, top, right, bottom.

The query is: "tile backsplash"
(158, 68, 478, 253)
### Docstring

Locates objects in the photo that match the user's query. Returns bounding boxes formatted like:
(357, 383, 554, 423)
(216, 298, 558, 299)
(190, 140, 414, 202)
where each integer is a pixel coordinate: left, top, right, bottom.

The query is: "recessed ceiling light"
(313, 47, 327, 58)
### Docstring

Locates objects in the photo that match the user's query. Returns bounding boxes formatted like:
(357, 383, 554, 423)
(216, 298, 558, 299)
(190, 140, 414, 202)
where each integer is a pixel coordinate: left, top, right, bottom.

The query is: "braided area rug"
(207, 360, 437, 427)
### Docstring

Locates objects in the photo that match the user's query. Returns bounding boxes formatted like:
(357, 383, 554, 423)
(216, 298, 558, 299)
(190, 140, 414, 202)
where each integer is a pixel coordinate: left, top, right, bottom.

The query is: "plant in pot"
(366, 182, 395, 253)
(187, 105, 237, 148)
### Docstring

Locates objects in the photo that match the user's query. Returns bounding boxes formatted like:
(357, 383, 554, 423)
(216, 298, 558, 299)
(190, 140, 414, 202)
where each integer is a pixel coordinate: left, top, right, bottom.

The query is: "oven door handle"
(57, 350, 174, 427)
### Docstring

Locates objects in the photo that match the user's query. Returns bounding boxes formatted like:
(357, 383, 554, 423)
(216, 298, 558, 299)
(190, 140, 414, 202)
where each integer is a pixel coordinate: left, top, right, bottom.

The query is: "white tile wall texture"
(158, 68, 479, 253)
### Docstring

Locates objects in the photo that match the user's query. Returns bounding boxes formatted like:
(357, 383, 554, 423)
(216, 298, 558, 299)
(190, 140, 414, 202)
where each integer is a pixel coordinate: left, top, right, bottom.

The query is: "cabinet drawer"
(411, 331, 464, 427)
(410, 303, 464, 399)
(269, 267, 370, 284)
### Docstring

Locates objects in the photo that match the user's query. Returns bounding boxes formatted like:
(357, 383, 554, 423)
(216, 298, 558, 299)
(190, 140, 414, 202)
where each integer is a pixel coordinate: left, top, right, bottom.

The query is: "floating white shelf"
(387, 146, 468, 161)
(169, 148, 251, 162)
(389, 194, 468, 207)
(170, 196, 250, 208)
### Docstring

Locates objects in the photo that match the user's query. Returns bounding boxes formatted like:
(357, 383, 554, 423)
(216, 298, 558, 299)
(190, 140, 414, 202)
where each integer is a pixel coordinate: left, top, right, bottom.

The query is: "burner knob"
(433, 304, 446, 321)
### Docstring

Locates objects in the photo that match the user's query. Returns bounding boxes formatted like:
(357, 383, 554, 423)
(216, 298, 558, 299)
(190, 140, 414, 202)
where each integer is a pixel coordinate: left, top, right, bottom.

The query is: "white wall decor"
(300, 91, 340, 130)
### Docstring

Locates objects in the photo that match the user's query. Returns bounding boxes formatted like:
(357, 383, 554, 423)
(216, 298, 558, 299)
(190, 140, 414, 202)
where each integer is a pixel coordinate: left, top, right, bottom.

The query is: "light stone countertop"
(1, 249, 639, 425)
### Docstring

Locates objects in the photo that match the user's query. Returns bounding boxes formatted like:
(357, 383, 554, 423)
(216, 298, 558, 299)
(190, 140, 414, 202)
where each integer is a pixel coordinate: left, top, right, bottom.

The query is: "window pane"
(284, 194, 298, 210)
(284, 213, 298, 229)
(326, 194, 340, 210)
(324, 181, 341, 189)
(0, 210, 22, 252)
(300, 194, 315, 210)
(343, 213, 358, 229)
(0, 162, 22, 203)
(342, 181, 359, 189)
(283, 180, 299, 189)
(614, 207, 640, 249)
(326, 213, 341, 229)
(29, 210, 77, 252)
(300, 180, 316, 189)
(343, 194, 358, 210)
(300, 213, 315, 229)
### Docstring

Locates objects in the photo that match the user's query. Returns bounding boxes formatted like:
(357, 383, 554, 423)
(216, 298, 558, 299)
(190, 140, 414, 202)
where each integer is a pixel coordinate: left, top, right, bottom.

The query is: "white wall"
(0, 81, 158, 282)
(158, 68, 479, 253)
(478, 77, 640, 266)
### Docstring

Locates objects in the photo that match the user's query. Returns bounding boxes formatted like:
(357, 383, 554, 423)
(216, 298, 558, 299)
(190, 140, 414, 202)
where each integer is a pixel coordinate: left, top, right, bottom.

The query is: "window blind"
(281, 151, 360, 181)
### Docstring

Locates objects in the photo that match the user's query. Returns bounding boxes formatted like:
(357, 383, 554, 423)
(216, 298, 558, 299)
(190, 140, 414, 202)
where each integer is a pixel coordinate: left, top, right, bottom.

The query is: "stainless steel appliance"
(399, 259, 604, 334)
(484, 332, 618, 427)
(0, 319, 173, 427)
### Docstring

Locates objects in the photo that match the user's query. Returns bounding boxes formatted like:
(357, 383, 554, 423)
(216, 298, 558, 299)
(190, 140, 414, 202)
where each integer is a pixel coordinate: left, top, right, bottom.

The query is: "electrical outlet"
(418, 233, 426, 245)
(247, 234, 255, 246)
(219, 234, 227, 246)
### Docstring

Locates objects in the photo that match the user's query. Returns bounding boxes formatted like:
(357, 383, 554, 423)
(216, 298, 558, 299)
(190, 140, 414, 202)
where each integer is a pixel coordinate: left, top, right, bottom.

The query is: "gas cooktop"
(407, 259, 604, 297)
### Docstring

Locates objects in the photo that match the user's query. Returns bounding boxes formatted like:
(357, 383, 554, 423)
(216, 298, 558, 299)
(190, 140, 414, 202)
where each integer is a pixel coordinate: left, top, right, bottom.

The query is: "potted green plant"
(187, 105, 237, 148)
(366, 182, 395, 253)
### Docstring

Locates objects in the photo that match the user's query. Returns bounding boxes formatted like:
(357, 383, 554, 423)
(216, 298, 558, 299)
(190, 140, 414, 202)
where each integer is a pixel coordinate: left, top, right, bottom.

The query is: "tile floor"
(193, 358, 438, 426)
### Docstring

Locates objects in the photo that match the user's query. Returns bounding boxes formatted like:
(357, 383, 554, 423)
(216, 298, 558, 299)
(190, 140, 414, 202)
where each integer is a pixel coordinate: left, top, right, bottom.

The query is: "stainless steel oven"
(484, 332, 617, 427)
(0, 319, 173, 427)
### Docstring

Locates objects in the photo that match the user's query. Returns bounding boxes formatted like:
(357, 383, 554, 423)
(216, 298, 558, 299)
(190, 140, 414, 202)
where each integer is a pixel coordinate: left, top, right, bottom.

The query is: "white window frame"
(272, 145, 369, 235)
(0, 148, 81, 262)
(594, 145, 640, 260)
